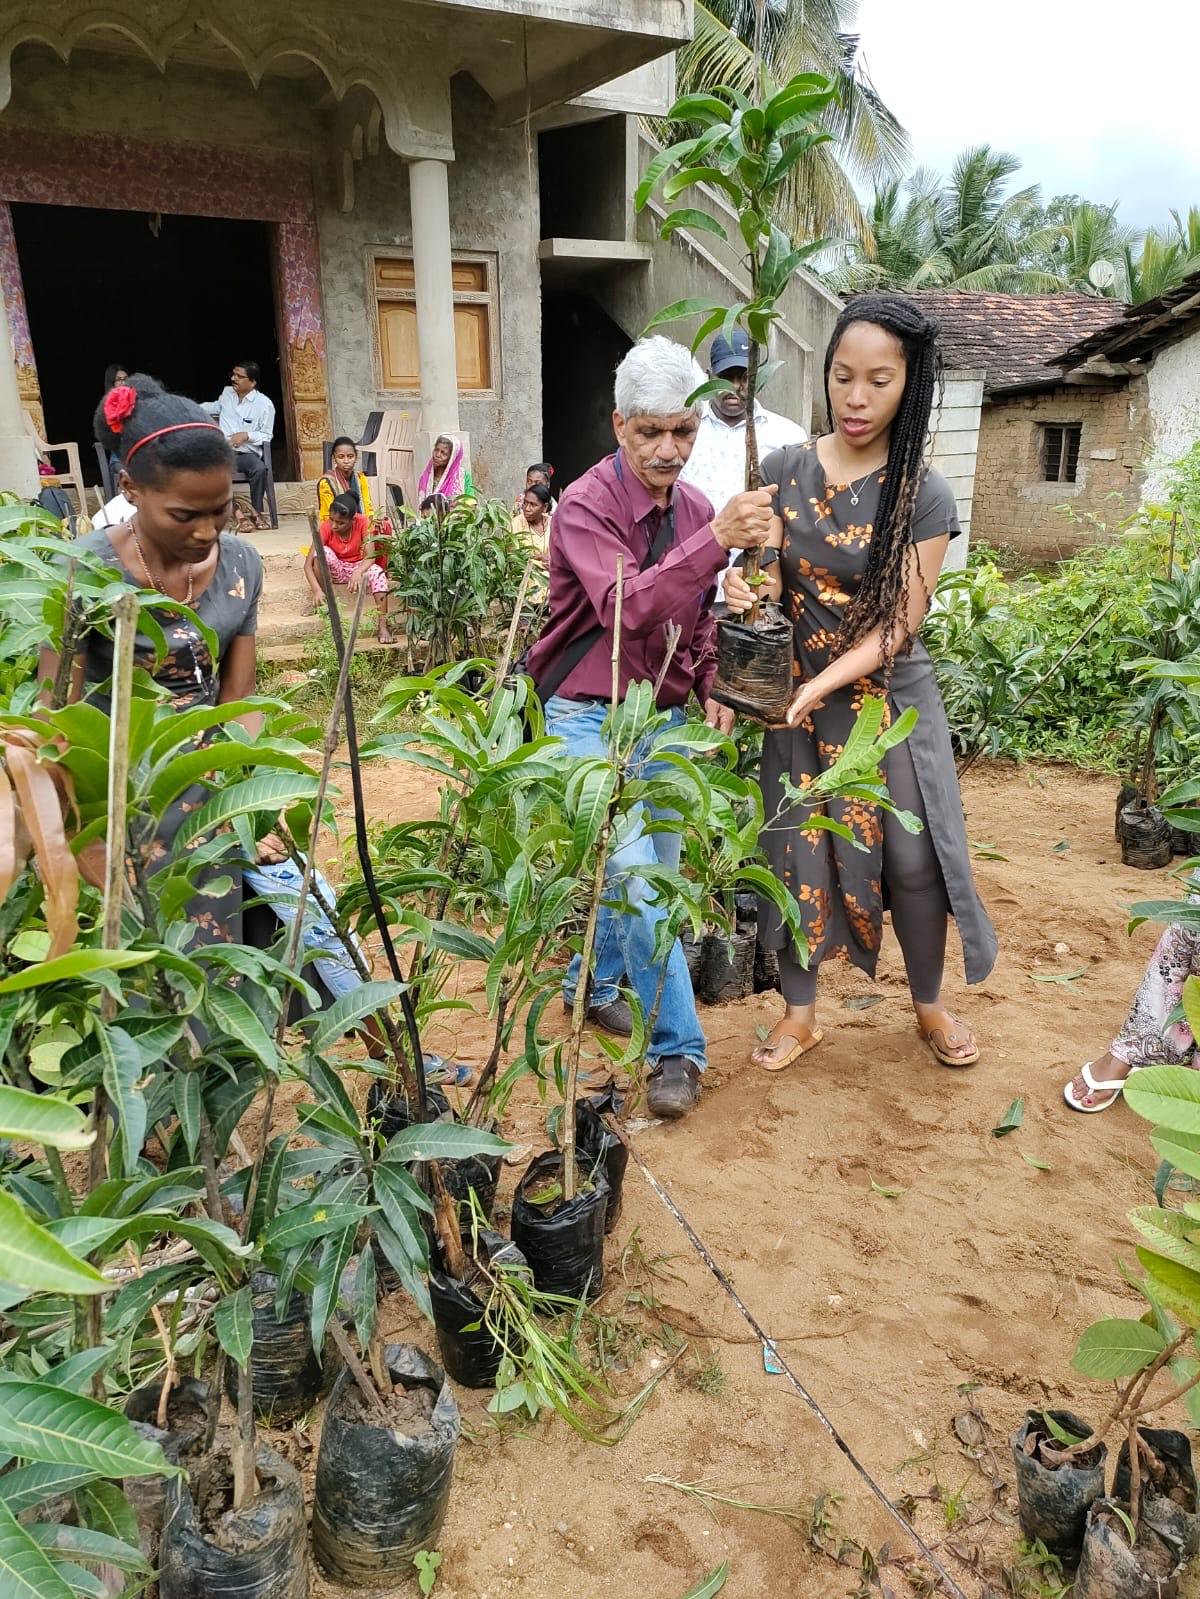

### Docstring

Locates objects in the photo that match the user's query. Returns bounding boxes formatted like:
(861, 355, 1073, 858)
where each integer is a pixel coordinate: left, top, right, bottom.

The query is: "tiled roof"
(1052, 267, 1200, 366)
(908, 290, 1127, 394)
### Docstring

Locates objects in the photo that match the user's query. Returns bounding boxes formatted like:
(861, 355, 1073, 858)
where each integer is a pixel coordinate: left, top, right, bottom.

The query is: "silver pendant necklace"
(848, 467, 880, 507)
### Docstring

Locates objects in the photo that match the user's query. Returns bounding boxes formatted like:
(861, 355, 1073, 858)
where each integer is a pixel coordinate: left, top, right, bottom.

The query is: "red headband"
(124, 421, 223, 463)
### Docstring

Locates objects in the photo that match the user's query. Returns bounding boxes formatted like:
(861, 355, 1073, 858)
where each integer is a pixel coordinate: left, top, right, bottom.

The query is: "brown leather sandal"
(917, 1017, 979, 1068)
(752, 1026, 824, 1073)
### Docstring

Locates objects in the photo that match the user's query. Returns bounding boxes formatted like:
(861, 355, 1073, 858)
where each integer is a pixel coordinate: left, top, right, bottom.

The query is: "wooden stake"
(492, 559, 536, 704)
(87, 593, 137, 1395)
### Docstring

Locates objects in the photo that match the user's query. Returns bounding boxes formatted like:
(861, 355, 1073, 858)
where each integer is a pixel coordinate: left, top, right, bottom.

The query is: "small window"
(371, 252, 498, 395)
(1040, 423, 1081, 483)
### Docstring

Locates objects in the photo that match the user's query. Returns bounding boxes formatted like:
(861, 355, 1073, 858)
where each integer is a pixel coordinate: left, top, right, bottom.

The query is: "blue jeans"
(243, 858, 363, 1000)
(547, 696, 706, 1071)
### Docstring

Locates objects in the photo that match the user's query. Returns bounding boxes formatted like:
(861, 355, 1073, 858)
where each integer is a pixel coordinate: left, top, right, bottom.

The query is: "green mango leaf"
(659, 207, 729, 243)
(1129, 1206, 1200, 1275)
(992, 1097, 1024, 1137)
(27, 1521, 147, 1573)
(214, 1285, 254, 1368)
(175, 1071, 201, 1161)
(148, 743, 312, 818)
(75, 1481, 139, 1550)
(308, 980, 408, 1055)
(174, 772, 321, 853)
(261, 1202, 372, 1255)
(98, 1027, 146, 1179)
(663, 92, 733, 127)
(1136, 1246, 1200, 1328)
(570, 764, 615, 861)
(1072, 1317, 1166, 1379)
(0, 1383, 176, 1478)
(354, 1247, 378, 1355)
(0, 1192, 105, 1297)
(310, 1225, 357, 1358)
(0, 1498, 74, 1599)
(678, 1562, 730, 1599)
(634, 139, 707, 210)
(1126, 1065, 1200, 1134)
(203, 986, 279, 1072)
(0, 1466, 99, 1516)
(0, 951, 152, 994)
(1152, 1127, 1200, 1182)
(382, 1122, 510, 1165)
(0, 1088, 93, 1153)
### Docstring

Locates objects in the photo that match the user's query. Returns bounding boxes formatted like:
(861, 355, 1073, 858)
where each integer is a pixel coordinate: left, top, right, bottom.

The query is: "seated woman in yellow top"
(317, 436, 374, 521)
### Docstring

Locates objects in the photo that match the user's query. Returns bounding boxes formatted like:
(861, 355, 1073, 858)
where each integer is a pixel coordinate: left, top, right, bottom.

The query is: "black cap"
(710, 329, 752, 375)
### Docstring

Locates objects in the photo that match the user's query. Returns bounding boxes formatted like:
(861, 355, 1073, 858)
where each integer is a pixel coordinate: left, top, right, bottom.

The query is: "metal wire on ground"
(605, 1116, 970, 1599)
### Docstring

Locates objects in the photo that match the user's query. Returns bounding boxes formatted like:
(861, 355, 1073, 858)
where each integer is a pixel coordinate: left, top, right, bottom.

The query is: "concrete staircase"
(246, 490, 403, 664)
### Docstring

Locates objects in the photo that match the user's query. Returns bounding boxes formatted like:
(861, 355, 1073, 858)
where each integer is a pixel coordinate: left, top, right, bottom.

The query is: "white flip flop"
(1063, 1061, 1135, 1113)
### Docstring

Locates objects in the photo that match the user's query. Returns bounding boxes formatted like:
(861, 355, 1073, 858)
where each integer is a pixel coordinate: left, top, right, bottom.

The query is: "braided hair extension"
(824, 294, 943, 678)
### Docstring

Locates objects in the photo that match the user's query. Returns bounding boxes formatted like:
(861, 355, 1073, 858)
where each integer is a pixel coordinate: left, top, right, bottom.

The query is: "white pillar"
(407, 158, 460, 438)
(0, 276, 38, 499)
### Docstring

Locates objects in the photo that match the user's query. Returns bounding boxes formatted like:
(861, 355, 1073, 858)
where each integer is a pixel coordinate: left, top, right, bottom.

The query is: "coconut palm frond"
(670, 0, 907, 242)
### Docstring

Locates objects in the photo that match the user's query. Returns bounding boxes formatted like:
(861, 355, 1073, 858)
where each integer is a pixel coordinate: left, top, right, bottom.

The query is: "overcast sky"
(854, 0, 1200, 230)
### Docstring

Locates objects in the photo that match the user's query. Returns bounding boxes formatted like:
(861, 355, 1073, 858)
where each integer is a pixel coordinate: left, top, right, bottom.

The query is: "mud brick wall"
(972, 377, 1149, 562)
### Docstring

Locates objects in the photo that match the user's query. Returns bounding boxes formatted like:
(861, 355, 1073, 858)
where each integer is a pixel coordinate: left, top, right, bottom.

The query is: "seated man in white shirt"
(202, 360, 275, 520)
(679, 330, 807, 593)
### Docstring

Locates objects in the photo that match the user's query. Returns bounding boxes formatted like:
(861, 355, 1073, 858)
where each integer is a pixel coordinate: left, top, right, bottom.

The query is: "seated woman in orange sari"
(303, 492, 393, 643)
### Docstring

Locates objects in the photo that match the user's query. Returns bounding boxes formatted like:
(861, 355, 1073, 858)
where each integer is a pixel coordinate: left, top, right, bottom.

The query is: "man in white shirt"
(202, 361, 275, 518)
(680, 330, 807, 593)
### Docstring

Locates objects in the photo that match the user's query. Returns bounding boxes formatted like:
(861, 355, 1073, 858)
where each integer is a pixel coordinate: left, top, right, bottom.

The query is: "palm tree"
(826, 171, 946, 292)
(825, 144, 1060, 292)
(669, 0, 910, 240)
(927, 145, 1056, 290)
(1121, 231, 1191, 304)
(1021, 200, 1138, 295)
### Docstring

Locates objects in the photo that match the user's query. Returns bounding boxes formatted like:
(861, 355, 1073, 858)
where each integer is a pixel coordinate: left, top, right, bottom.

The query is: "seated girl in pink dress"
(303, 491, 393, 643)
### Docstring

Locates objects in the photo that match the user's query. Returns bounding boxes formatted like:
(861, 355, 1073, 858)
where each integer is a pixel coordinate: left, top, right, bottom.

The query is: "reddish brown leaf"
(5, 744, 78, 957)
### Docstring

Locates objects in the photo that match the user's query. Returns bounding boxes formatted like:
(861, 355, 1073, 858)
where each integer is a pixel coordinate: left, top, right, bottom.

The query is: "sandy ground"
(253, 760, 1199, 1598)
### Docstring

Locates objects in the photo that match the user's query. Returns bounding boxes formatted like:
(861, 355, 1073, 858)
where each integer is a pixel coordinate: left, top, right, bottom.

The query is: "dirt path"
(293, 760, 1193, 1598)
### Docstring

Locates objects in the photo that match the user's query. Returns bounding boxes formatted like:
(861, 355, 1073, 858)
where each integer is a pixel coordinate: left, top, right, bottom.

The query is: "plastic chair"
(94, 442, 115, 502)
(23, 410, 87, 514)
(374, 411, 418, 516)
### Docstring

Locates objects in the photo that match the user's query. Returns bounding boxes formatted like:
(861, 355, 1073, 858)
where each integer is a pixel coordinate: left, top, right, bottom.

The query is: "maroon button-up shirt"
(526, 451, 725, 707)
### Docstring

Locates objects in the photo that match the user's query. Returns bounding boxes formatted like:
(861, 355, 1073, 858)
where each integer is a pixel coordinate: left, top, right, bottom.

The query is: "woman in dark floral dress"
(725, 296, 996, 1070)
(41, 374, 263, 945)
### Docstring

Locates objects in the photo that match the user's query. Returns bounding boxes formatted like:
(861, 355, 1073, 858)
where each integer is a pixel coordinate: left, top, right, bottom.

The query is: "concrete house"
(1051, 269, 1200, 504)
(0, 0, 840, 502)
(916, 291, 1134, 562)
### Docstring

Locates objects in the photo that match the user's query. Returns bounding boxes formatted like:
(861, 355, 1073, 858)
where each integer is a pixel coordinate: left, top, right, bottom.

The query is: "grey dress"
(757, 442, 997, 985)
(76, 528, 263, 945)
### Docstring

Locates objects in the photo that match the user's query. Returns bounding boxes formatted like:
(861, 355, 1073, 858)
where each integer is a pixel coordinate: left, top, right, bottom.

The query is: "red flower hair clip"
(103, 384, 138, 434)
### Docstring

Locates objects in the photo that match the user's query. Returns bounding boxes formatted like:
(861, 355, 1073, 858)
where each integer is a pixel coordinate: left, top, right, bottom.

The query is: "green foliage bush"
(927, 504, 1198, 780)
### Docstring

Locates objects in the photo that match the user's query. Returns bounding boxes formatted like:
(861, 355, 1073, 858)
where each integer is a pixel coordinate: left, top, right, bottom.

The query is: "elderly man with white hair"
(526, 335, 775, 1121)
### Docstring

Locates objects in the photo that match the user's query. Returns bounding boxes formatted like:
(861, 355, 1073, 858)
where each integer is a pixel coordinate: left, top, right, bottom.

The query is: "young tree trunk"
(561, 561, 624, 1203)
(743, 293, 764, 624)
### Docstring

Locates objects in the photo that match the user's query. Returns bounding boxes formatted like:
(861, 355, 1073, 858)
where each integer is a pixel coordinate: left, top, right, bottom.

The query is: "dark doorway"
(11, 204, 288, 483)
(541, 288, 632, 491)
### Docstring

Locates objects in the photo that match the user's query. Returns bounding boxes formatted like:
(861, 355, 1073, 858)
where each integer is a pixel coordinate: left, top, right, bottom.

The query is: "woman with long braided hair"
(725, 294, 997, 1070)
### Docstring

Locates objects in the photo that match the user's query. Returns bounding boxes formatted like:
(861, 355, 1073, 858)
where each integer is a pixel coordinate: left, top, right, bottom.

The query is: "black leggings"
(778, 738, 949, 1007)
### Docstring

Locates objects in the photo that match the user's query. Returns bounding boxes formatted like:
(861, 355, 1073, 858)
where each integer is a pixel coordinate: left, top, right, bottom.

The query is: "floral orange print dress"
(756, 442, 997, 984)
(77, 529, 264, 947)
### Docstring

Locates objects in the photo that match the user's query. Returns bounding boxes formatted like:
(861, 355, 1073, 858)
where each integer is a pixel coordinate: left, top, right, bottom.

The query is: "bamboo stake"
(329, 1318, 391, 1426)
(240, 567, 371, 1241)
(230, 566, 373, 1515)
(561, 560, 624, 1203)
(87, 593, 137, 1395)
(308, 511, 427, 1115)
(492, 559, 536, 704)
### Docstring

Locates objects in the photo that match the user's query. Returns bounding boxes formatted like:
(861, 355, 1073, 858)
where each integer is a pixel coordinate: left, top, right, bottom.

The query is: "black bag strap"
(535, 493, 676, 703)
